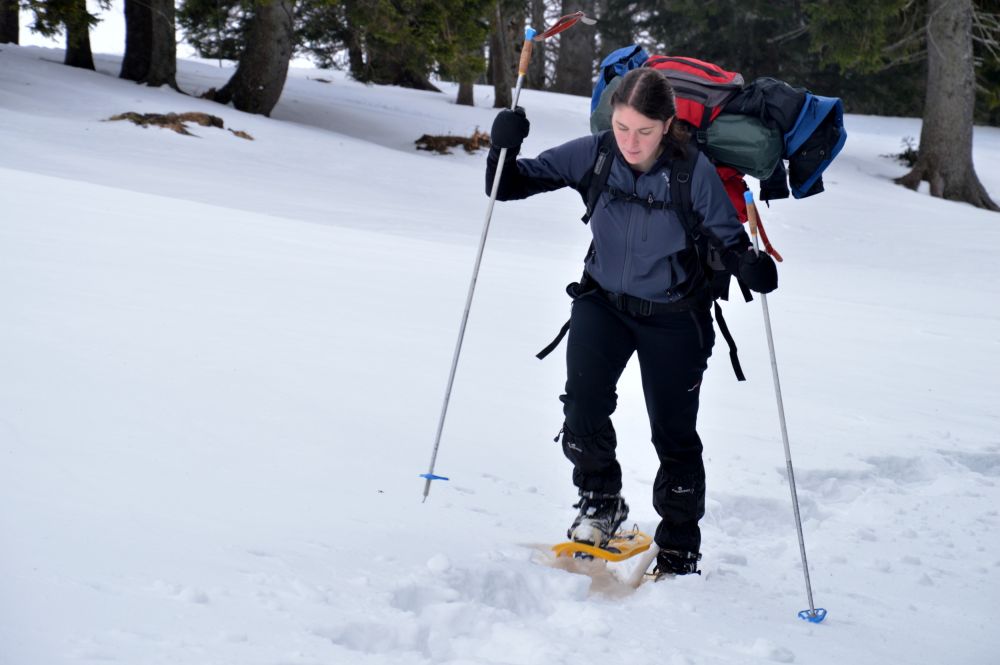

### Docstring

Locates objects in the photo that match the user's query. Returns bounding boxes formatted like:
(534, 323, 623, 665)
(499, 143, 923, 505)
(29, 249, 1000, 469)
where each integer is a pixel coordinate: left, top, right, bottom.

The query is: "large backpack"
(590, 45, 847, 257)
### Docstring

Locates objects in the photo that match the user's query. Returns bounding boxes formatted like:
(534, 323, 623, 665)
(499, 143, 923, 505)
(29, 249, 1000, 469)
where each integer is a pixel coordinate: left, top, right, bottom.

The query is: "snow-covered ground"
(2, 42, 999, 665)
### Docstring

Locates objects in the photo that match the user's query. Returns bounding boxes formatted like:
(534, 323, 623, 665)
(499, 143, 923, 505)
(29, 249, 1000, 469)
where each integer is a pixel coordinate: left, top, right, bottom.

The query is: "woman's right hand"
(490, 107, 530, 149)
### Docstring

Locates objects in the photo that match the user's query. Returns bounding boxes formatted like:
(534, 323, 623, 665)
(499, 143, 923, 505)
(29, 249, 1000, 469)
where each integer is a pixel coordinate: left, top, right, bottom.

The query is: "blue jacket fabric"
(487, 131, 750, 303)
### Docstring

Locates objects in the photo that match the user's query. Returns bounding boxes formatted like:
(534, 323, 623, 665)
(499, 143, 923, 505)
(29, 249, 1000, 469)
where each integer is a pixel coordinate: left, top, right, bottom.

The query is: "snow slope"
(2, 43, 999, 665)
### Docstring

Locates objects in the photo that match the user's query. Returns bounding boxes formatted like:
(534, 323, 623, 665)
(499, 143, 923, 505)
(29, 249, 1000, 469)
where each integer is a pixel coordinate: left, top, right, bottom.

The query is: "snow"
(2, 40, 1000, 665)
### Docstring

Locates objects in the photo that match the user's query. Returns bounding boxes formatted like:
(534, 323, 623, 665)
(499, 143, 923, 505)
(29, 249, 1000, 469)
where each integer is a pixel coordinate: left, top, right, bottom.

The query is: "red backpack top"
(643, 55, 744, 129)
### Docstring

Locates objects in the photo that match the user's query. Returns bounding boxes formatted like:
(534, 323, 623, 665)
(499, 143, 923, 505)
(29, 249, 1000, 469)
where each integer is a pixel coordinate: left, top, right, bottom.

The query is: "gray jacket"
(488, 131, 750, 303)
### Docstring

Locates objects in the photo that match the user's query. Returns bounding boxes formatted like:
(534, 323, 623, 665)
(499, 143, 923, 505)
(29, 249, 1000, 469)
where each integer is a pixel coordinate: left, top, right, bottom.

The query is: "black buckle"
(608, 290, 654, 317)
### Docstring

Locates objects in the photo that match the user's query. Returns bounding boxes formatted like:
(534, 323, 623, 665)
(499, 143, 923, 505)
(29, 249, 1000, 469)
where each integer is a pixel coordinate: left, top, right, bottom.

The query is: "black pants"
(559, 292, 714, 554)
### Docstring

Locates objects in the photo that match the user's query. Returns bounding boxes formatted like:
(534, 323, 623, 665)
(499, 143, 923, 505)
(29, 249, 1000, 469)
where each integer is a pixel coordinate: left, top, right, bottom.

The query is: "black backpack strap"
(536, 275, 600, 360)
(671, 145, 746, 381)
(737, 278, 753, 303)
(536, 319, 571, 360)
(670, 144, 700, 237)
(580, 132, 617, 224)
(695, 105, 713, 145)
(713, 301, 746, 381)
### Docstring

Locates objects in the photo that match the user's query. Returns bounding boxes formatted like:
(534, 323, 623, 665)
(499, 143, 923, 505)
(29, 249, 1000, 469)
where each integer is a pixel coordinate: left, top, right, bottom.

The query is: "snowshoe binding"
(567, 490, 629, 548)
(651, 548, 702, 580)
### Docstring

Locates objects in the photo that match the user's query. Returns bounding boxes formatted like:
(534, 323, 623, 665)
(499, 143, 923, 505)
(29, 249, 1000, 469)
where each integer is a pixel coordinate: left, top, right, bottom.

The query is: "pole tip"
(798, 608, 828, 623)
(525, 27, 537, 41)
(743, 190, 755, 205)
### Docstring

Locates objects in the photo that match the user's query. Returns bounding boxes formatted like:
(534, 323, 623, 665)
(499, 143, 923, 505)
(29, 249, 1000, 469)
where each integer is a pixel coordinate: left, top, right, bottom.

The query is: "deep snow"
(2, 42, 999, 665)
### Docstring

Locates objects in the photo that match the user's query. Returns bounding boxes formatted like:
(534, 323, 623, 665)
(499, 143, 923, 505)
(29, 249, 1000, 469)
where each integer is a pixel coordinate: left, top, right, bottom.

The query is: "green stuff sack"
(703, 114, 783, 180)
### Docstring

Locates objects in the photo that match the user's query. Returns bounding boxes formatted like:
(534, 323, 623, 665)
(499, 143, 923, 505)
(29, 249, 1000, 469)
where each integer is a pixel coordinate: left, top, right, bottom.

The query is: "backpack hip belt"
(599, 284, 710, 317)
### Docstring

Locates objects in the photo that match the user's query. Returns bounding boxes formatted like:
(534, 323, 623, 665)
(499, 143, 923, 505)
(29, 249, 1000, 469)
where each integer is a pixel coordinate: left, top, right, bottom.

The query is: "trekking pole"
(421, 13, 597, 502)
(744, 192, 827, 623)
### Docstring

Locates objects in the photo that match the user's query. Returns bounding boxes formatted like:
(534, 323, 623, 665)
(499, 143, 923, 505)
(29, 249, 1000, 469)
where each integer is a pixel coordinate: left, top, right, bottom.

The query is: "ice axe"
(421, 13, 596, 502)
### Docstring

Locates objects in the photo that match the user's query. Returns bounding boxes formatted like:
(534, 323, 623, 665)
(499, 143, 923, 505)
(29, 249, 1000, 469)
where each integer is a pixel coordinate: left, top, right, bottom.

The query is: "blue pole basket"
(798, 608, 828, 623)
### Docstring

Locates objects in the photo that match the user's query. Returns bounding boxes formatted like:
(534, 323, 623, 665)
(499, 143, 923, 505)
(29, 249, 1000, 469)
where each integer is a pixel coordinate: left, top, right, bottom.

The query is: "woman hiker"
(484, 67, 778, 578)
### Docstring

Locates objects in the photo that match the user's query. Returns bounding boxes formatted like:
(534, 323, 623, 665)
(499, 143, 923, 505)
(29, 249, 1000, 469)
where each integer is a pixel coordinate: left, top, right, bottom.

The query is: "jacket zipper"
(621, 205, 635, 293)
(620, 169, 638, 293)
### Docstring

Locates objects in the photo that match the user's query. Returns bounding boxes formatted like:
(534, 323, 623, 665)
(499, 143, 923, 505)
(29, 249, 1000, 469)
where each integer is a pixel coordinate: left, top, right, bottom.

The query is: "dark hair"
(609, 68, 690, 159)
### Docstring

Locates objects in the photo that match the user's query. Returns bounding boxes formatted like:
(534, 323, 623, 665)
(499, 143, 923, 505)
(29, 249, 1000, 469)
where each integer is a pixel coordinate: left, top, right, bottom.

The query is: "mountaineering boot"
(652, 548, 702, 579)
(567, 491, 629, 546)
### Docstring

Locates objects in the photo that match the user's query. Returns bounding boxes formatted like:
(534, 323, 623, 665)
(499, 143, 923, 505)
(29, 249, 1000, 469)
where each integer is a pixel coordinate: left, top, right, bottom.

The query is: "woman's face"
(611, 105, 672, 172)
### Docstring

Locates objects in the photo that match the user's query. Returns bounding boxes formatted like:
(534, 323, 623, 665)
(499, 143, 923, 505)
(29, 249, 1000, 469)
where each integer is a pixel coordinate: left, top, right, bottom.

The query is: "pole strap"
(533, 12, 596, 41)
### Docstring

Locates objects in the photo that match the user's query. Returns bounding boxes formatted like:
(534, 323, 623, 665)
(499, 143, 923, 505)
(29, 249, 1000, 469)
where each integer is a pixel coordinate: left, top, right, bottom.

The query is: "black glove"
(490, 107, 530, 149)
(737, 250, 778, 294)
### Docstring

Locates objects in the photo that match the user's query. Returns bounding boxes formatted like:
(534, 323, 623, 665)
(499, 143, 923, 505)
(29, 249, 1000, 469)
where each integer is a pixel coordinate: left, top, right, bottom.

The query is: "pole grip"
(743, 190, 761, 254)
(518, 28, 536, 77)
(743, 190, 759, 238)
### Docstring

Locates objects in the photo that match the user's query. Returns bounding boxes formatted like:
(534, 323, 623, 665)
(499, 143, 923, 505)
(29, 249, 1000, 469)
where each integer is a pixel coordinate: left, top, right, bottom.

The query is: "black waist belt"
(536, 281, 746, 381)
(598, 286, 710, 316)
(536, 283, 709, 360)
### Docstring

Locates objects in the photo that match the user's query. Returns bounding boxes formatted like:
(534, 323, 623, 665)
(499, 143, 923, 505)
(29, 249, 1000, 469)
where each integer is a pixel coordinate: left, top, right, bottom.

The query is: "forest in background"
(2, 0, 998, 209)
(1, 0, 997, 121)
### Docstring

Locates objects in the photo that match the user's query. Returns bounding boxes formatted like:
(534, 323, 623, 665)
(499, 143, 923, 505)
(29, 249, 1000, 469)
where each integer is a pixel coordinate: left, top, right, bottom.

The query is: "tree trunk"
(0, 0, 18, 45)
(347, 40, 365, 79)
(505, 2, 525, 86)
(457, 80, 474, 106)
(121, 0, 179, 88)
(896, 0, 998, 210)
(553, 0, 596, 96)
(210, 0, 295, 116)
(526, 0, 546, 89)
(489, 3, 512, 109)
(344, 0, 366, 81)
(64, 0, 95, 70)
(144, 0, 177, 88)
(120, 0, 151, 81)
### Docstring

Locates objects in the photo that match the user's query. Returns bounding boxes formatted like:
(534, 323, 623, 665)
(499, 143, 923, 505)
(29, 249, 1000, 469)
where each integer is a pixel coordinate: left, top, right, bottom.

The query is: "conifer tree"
(203, 0, 296, 116)
(25, 0, 109, 69)
(809, 0, 998, 210)
(177, 0, 247, 62)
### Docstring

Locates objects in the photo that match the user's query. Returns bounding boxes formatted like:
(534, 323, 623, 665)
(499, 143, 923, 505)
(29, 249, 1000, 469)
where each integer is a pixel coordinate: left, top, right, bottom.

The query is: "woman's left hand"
(738, 251, 778, 294)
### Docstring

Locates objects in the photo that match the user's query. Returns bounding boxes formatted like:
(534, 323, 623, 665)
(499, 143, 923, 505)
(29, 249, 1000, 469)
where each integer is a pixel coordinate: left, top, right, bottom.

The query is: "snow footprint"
(149, 580, 211, 605)
(749, 637, 796, 663)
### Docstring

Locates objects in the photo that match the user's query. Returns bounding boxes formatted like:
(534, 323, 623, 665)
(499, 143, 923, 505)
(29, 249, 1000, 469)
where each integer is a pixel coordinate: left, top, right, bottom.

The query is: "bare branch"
(883, 28, 925, 54)
(876, 48, 928, 72)
(972, 8, 1000, 60)
(972, 33, 1000, 56)
(766, 24, 810, 45)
